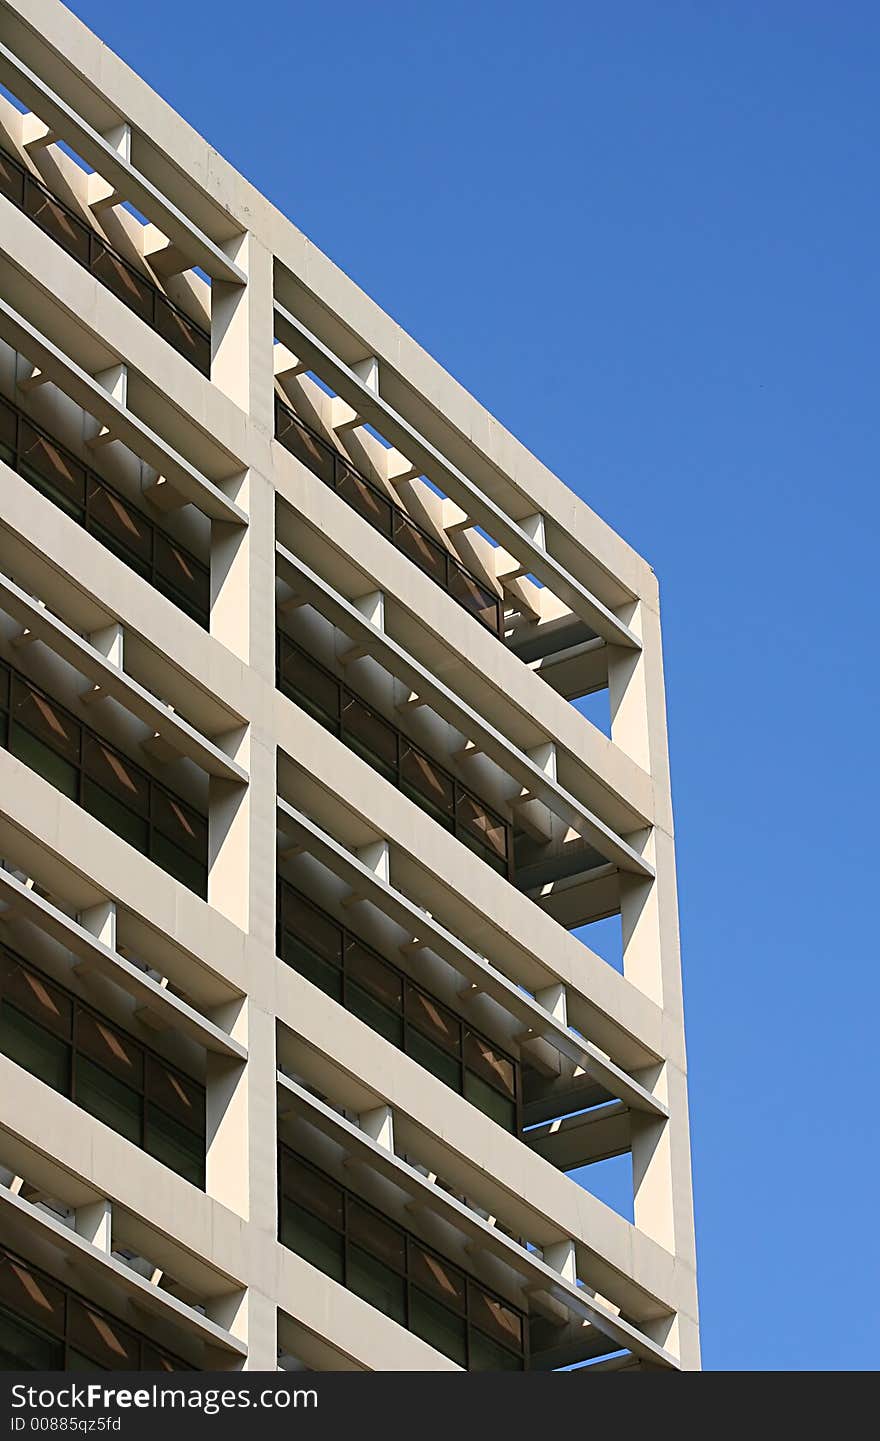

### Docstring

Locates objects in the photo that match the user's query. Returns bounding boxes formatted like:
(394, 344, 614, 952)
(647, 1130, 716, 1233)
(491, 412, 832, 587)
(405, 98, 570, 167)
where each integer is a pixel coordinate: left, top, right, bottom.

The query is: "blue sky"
(69, 0, 880, 1369)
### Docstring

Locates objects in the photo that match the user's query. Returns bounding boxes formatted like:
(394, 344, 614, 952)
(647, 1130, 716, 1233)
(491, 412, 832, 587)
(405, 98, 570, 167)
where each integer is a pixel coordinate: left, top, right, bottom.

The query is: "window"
(0, 943, 206, 1186)
(0, 394, 209, 627)
(1, 144, 209, 373)
(274, 397, 503, 637)
(276, 634, 512, 878)
(0, 1249, 188, 1371)
(278, 1149, 527, 1370)
(277, 882, 520, 1134)
(0, 660, 208, 897)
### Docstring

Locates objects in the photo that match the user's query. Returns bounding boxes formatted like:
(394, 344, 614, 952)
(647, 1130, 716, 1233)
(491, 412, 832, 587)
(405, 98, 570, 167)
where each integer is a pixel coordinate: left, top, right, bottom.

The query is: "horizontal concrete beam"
(0, 869, 246, 1061)
(274, 303, 640, 651)
(0, 1182, 246, 1357)
(0, 42, 245, 285)
(0, 572, 247, 783)
(277, 1073, 677, 1370)
(524, 1101, 632, 1169)
(0, 294, 246, 524)
(276, 542, 651, 872)
(276, 796, 663, 1105)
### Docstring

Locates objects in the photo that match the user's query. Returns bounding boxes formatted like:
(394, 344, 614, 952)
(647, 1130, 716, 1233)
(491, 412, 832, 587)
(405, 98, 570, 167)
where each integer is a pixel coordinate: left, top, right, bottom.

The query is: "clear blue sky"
(69, 0, 879, 1370)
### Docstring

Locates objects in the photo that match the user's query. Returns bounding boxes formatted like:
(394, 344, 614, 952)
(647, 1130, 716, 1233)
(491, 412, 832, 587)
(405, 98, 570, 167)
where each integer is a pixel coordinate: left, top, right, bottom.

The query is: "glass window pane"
(406, 1026, 462, 1091)
(469, 1283, 523, 1354)
(281, 1156, 344, 1231)
(406, 988, 461, 1056)
(281, 933, 343, 998)
(464, 1071, 516, 1132)
(400, 745, 455, 822)
(147, 1056, 204, 1137)
(0, 663, 8, 712)
(409, 1243, 466, 1314)
(275, 404, 337, 488)
(81, 733, 149, 816)
(348, 1246, 406, 1325)
(81, 776, 150, 855)
(277, 640, 340, 726)
(151, 788, 207, 861)
(154, 299, 208, 372)
(448, 564, 502, 635)
(150, 831, 207, 896)
(91, 245, 153, 322)
(141, 1343, 189, 1371)
(0, 149, 25, 206)
(0, 397, 15, 466)
(456, 791, 508, 865)
(411, 1288, 467, 1366)
(87, 481, 153, 570)
(68, 1298, 141, 1370)
(76, 1009, 144, 1087)
(0, 952, 72, 1037)
(280, 1199, 344, 1282)
(145, 1103, 204, 1186)
(19, 421, 86, 516)
(393, 515, 448, 586)
(0, 1252, 65, 1338)
(9, 722, 79, 801)
(337, 467, 393, 537)
(11, 677, 80, 767)
(0, 1004, 71, 1093)
(348, 1203, 407, 1274)
(347, 982, 404, 1046)
(75, 1054, 142, 1144)
(153, 532, 209, 624)
(76, 1008, 144, 1083)
(468, 1329, 524, 1371)
(281, 888, 342, 966)
(0, 1304, 63, 1369)
(345, 942, 402, 1013)
(25, 180, 90, 264)
(463, 1032, 516, 1102)
(341, 695, 398, 778)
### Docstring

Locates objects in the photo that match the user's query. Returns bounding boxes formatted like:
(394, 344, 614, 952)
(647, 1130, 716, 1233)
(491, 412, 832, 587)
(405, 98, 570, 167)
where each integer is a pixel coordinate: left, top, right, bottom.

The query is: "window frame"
(277, 881, 521, 1135)
(0, 143, 210, 375)
(275, 632, 511, 880)
(0, 1246, 189, 1371)
(274, 396, 504, 639)
(278, 1146, 528, 1370)
(0, 392, 209, 628)
(0, 659, 208, 898)
(0, 939, 206, 1188)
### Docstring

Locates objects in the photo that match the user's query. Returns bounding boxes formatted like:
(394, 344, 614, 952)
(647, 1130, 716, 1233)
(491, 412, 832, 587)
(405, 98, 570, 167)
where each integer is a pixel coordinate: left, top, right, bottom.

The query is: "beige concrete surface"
(0, 0, 699, 1372)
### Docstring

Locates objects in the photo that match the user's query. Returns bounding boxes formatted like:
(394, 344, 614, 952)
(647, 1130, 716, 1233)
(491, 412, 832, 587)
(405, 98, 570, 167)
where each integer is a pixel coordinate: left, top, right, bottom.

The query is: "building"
(0, 0, 700, 1373)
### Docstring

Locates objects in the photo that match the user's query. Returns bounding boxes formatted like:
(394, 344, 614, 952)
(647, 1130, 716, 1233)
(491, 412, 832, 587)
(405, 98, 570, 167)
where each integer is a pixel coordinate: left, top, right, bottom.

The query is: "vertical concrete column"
(205, 226, 280, 1367)
(360, 1104, 394, 1153)
(607, 602, 650, 774)
(210, 230, 275, 668)
(88, 623, 124, 669)
(210, 231, 275, 432)
(543, 1237, 576, 1284)
(78, 899, 116, 951)
(87, 365, 127, 450)
(610, 591, 700, 1369)
(356, 840, 390, 884)
(535, 981, 567, 1027)
(75, 1198, 112, 1253)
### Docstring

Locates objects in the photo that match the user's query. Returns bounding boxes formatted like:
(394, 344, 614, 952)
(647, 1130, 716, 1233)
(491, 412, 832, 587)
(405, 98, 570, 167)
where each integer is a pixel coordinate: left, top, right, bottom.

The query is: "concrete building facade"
(0, 0, 699, 1373)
